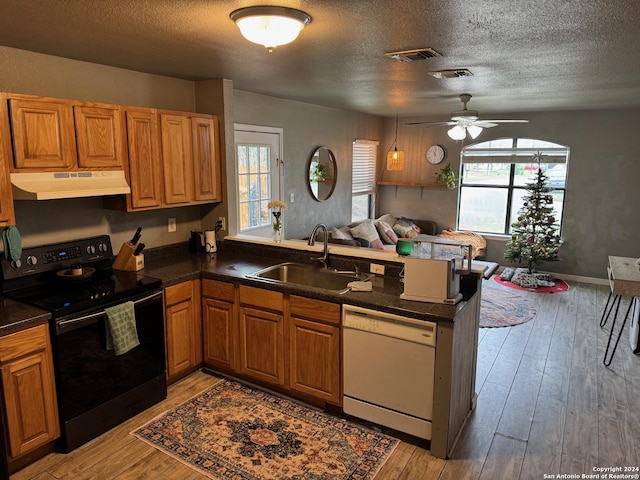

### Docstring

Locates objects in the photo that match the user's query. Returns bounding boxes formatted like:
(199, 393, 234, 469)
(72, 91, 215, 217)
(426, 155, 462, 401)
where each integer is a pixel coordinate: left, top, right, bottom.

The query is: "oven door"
(53, 288, 166, 422)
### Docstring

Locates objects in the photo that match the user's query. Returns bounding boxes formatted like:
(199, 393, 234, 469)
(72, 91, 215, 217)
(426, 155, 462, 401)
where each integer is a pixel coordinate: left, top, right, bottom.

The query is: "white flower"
(267, 200, 288, 211)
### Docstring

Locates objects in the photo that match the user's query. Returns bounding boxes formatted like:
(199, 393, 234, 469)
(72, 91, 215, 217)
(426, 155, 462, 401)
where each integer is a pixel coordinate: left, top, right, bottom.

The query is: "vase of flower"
(267, 200, 288, 243)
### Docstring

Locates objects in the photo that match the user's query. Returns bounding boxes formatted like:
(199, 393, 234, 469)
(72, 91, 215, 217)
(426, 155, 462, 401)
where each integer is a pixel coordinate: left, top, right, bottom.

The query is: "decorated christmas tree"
(504, 154, 561, 274)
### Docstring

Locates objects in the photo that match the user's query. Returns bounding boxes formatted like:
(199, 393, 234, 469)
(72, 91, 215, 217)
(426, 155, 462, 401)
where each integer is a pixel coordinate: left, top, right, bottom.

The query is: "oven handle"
(56, 290, 163, 329)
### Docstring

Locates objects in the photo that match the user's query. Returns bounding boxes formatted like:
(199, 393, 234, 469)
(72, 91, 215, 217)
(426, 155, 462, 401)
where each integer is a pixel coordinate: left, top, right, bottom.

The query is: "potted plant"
(435, 162, 456, 189)
(310, 162, 328, 182)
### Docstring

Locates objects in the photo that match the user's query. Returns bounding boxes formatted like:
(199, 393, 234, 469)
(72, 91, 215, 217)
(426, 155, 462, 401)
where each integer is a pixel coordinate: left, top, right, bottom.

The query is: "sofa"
(328, 214, 438, 249)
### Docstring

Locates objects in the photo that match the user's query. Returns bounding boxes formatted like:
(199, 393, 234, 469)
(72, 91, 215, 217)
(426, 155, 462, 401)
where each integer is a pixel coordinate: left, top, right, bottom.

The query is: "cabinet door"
(125, 108, 163, 209)
(159, 113, 193, 205)
(74, 104, 126, 168)
(191, 115, 222, 202)
(203, 297, 234, 370)
(289, 318, 340, 404)
(0, 324, 59, 459)
(239, 306, 284, 386)
(0, 98, 15, 225)
(8, 96, 76, 170)
(165, 280, 202, 382)
(202, 279, 236, 371)
(289, 296, 341, 404)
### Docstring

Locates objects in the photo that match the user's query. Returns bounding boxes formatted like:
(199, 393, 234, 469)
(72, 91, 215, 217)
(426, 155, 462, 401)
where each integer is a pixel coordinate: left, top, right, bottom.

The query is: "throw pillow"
(393, 217, 420, 239)
(376, 220, 398, 244)
(331, 226, 354, 240)
(350, 220, 384, 249)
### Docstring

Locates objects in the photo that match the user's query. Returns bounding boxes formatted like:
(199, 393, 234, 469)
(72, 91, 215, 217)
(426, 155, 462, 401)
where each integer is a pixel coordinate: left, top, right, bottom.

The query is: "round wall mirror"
(307, 146, 337, 202)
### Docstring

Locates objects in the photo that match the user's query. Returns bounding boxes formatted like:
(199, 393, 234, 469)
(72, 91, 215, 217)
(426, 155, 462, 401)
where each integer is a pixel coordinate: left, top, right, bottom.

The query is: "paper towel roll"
(205, 230, 217, 253)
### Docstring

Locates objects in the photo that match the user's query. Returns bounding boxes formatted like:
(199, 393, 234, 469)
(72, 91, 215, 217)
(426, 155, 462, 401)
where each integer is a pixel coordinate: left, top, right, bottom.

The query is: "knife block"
(112, 242, 144, 271)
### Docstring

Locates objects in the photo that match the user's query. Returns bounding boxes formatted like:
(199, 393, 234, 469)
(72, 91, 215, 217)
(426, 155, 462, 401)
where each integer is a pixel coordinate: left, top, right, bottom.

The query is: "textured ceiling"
(0, 0, 639, 118)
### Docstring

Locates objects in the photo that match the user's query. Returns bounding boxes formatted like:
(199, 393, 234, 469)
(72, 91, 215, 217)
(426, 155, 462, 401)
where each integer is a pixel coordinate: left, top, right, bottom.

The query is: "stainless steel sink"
(248, 262, 372, 293)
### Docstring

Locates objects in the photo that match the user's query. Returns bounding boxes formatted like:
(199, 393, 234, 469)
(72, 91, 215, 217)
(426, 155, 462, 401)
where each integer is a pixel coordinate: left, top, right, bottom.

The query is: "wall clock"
(426, 144, 446, 164)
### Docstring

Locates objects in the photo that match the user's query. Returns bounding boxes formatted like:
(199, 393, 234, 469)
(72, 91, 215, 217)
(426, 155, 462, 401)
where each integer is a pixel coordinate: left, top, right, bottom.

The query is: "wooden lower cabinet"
(164, 279, 202, 383)
(202, 279, 236, 371)
(0, 324, 59, 460)
(238, 286, 285, 386)
(201, 282, 342, 406)
(288, 296, 341, 404)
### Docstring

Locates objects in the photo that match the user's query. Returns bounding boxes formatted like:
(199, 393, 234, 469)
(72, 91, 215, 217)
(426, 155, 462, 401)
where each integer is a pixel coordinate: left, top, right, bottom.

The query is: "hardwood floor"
(11, 281, 638, 479)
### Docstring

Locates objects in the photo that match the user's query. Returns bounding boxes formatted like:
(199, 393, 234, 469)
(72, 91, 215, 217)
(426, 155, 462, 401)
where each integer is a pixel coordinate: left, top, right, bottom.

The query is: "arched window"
(457, 138, 569, 235)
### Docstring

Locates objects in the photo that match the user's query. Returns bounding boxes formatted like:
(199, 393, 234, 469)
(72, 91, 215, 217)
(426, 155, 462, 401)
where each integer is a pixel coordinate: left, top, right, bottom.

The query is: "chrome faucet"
(307, 223, 329, 268)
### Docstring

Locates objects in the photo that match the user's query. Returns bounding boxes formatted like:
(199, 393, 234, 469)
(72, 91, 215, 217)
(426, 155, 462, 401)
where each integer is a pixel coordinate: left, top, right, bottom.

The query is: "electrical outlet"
(168, 218, 176, 233)
(370, 263, 385, 275)
(218, 216, 226, 230)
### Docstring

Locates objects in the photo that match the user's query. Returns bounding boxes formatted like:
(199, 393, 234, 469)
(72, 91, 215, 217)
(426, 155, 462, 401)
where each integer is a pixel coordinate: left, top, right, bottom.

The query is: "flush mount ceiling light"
(230, 6, 312, 52)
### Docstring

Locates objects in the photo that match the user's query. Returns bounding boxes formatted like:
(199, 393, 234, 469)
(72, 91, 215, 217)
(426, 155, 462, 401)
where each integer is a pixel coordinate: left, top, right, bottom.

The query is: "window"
(351, 139, 378, 222)
(458, 138, 569, 235)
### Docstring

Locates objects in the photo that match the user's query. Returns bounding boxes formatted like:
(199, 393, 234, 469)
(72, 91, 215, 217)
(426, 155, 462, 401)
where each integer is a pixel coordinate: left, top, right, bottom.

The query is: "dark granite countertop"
(142, 241, 478, 323)
(0, 297, 51, 337)
(0, 240, 479, 334)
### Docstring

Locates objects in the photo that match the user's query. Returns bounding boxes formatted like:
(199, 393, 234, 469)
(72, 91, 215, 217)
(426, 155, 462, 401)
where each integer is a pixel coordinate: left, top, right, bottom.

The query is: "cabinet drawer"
(165, 280, 194, 306)
(0, 324, 48, 363)
(239, 285, 283, 311)
(203, 279, 235, 302)
(290, 295, 340, 326)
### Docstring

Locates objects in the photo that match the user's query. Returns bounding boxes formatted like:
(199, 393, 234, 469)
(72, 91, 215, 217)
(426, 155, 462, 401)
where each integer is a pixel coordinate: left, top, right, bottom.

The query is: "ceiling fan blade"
(405, 121, 456, 127)
(474, 121, 498, 128)
(479, 119, 529, 124)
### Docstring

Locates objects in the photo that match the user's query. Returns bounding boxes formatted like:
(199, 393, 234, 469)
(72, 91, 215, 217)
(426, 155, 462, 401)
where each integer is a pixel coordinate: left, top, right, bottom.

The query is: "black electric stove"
(0, 235, 166, 453)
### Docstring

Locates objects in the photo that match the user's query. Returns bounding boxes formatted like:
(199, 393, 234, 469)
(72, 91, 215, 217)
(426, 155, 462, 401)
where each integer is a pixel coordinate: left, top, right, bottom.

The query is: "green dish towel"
(105, 301, 139, 356)
(2, 226, 22, 261)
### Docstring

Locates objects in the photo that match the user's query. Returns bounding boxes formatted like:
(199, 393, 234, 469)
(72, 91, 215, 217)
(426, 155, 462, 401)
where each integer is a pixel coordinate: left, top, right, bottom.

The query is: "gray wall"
(232, 90, 384, 240)
(378, 109, 640, 279)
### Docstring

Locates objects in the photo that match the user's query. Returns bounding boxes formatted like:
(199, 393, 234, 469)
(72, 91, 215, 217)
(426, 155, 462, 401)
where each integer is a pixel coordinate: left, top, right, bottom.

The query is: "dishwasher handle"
(343, 306, 436, 347)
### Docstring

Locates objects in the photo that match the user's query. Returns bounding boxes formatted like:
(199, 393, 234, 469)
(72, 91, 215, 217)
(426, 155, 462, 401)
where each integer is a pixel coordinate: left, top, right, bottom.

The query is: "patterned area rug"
(131, 379, 399, 480)
(481, 286, 537, 328)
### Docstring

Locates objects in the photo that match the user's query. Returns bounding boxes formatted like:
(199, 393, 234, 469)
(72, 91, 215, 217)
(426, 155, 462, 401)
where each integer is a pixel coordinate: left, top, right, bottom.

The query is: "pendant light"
(230, 6, 312, 52)
(387, 115, 405, 171)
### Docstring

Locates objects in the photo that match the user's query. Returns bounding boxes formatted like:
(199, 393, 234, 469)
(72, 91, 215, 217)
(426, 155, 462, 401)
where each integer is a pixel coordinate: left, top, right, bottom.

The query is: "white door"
(234, 126, 283, 238)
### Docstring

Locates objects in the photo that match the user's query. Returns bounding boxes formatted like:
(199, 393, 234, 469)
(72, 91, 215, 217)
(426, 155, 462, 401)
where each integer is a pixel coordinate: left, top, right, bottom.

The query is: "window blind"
(352, 139, 378, 195)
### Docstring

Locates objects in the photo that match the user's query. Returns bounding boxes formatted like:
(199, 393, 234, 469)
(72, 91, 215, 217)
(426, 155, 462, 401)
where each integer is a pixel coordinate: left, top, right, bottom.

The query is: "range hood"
(11, 171, 131, 200)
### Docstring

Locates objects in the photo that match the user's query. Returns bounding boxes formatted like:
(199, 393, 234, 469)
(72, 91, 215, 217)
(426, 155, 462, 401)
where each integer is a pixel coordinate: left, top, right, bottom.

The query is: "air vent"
(428, 69, 474, 79)
(385, 48, 442, 62)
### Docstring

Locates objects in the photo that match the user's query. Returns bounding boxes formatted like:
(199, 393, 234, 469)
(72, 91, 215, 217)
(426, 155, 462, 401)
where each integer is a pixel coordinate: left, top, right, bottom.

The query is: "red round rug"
(493, 275, 569, 293)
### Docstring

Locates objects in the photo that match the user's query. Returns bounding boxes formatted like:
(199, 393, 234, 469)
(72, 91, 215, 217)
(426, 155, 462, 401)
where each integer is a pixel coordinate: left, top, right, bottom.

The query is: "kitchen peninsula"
(142, 237, 483, 459)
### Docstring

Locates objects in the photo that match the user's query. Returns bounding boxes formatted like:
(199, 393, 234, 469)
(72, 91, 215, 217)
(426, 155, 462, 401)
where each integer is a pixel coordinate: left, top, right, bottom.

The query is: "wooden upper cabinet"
(192, 115, 222, 202)
(8, 95, 77, 170)
(74, 104, 126, 169)
(0, 97, 15, 225)
(159, 113, 193, 205)
(125, 108, 163, 209)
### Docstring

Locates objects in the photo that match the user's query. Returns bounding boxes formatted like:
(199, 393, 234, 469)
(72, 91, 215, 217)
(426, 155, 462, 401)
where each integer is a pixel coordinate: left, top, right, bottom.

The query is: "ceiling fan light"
(230, 6, 312, 51)
(387, 148, 405, 171)
(447, 125, 466, 140)
(467, 125, 483, 139)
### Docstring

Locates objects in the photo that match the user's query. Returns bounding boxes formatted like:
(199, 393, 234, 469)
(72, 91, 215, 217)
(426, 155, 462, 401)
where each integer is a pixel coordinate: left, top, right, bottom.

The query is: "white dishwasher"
(342, 304, 436, 440)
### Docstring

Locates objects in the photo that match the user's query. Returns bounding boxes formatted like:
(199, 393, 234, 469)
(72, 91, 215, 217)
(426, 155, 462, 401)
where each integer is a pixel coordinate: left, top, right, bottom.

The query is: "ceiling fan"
(406, 94, 529, 140)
